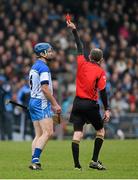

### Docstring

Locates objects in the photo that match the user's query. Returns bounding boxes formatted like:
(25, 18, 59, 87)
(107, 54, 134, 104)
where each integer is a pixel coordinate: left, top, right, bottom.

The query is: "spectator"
(0, 75, 13, 140)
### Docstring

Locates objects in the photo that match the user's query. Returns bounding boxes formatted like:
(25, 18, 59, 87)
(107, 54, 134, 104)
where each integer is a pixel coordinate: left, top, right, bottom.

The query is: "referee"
(66, 20, 111, 170)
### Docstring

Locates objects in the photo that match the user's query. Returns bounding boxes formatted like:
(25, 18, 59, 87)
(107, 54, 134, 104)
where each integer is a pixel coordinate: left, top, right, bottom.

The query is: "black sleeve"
(72, 29, 83, 55)
(100, 88, 110, 110)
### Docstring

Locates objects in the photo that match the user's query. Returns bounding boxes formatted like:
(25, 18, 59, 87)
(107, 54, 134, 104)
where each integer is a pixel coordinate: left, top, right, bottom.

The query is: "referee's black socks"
(92, 135, 104, 162)
(72, 140, 81, 168)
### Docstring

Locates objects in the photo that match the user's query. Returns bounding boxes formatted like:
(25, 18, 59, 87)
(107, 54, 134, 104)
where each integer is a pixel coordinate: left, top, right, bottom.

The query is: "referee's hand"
(103, 110, 111, 123)
(66, 21, 76, 30)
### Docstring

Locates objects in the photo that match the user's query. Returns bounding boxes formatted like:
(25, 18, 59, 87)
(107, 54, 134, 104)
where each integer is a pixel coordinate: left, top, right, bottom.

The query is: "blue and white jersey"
(29, 59, 53, 108)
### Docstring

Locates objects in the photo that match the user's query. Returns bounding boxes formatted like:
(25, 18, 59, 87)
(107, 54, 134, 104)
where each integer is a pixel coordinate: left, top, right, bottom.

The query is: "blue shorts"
(29, 98, 53, 121)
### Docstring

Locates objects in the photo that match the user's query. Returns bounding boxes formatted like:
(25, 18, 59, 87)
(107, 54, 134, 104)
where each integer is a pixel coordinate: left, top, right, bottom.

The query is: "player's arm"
(66, 21, 83, 55)
(39, 67, 61, 114)
(41, 84, 61, 114)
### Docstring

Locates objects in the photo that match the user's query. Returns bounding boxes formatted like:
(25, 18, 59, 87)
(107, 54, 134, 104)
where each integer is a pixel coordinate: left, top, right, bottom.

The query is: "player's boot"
(74, 164, 82, 171)
(89, 160, 106, 170)
(29, 163, 42, 170)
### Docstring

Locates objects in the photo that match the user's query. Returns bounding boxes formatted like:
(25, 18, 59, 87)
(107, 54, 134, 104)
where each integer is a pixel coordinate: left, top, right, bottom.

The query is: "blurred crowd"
(0, 0, 138, 140)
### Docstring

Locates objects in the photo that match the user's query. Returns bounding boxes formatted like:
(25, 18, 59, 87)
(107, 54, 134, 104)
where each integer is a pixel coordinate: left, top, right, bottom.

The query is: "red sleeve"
(97, 71, 106, 91)
(77, 55, 85, 66)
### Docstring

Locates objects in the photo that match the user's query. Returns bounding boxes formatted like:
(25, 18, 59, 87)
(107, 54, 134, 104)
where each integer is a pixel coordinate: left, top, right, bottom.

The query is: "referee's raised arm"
(66, 21, 83, 55)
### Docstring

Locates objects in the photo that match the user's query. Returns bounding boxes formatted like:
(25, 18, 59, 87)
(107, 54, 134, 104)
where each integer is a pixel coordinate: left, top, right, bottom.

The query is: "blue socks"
(32, 148, 42, 164)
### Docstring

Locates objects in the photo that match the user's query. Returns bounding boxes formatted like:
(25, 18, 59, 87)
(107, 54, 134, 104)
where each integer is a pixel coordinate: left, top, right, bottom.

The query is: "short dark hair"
(90, 48, 103, 62)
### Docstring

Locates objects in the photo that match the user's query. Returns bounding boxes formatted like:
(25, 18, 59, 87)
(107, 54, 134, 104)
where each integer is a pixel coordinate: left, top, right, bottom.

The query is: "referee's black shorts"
(69, 96, 103, 131)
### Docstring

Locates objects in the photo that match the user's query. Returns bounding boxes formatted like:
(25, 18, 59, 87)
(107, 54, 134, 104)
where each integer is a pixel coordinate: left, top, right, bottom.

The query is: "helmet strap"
(40, 50, 48, 58)
(44, 50, 48, 55)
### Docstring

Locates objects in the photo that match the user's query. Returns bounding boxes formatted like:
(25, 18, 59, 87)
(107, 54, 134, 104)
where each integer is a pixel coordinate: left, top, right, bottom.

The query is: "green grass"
(0, 140, 138, 179)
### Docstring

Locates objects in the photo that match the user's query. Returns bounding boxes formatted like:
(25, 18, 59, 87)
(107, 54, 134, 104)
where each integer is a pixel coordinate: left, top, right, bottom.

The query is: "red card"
(66, 14, 71, 22)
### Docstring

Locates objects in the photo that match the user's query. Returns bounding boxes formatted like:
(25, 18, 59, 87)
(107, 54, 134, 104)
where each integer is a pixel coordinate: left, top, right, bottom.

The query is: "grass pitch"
(0, 140, 138, 179)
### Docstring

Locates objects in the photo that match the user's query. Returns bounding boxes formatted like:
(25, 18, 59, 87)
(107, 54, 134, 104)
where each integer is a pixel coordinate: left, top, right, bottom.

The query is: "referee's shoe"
(74, 164, 82, 171)
(89, 160, 106, 170)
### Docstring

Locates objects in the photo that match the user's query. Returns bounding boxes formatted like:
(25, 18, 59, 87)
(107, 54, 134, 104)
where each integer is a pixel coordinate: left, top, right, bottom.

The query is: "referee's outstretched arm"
(66, 21, 83, 55)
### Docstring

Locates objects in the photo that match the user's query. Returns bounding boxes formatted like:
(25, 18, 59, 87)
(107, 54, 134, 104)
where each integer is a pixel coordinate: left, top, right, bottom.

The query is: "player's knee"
(47, 129, 54, 138)
(35, 134, 42, 139)
(73, 131, 83, 141)
(42, 129, 53, 139)
(96, 128, 105, 137)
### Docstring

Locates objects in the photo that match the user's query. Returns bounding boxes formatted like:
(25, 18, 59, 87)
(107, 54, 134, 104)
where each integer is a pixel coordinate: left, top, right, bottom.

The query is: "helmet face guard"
(34, 43, 52, 55)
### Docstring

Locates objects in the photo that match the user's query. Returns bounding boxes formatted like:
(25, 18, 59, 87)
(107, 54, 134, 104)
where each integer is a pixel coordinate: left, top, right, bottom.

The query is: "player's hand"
(52, 113, 62, 124)
(52, 104, 61, 114)
(66, 21, 76, 30)
(103, 110, 111, 123)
